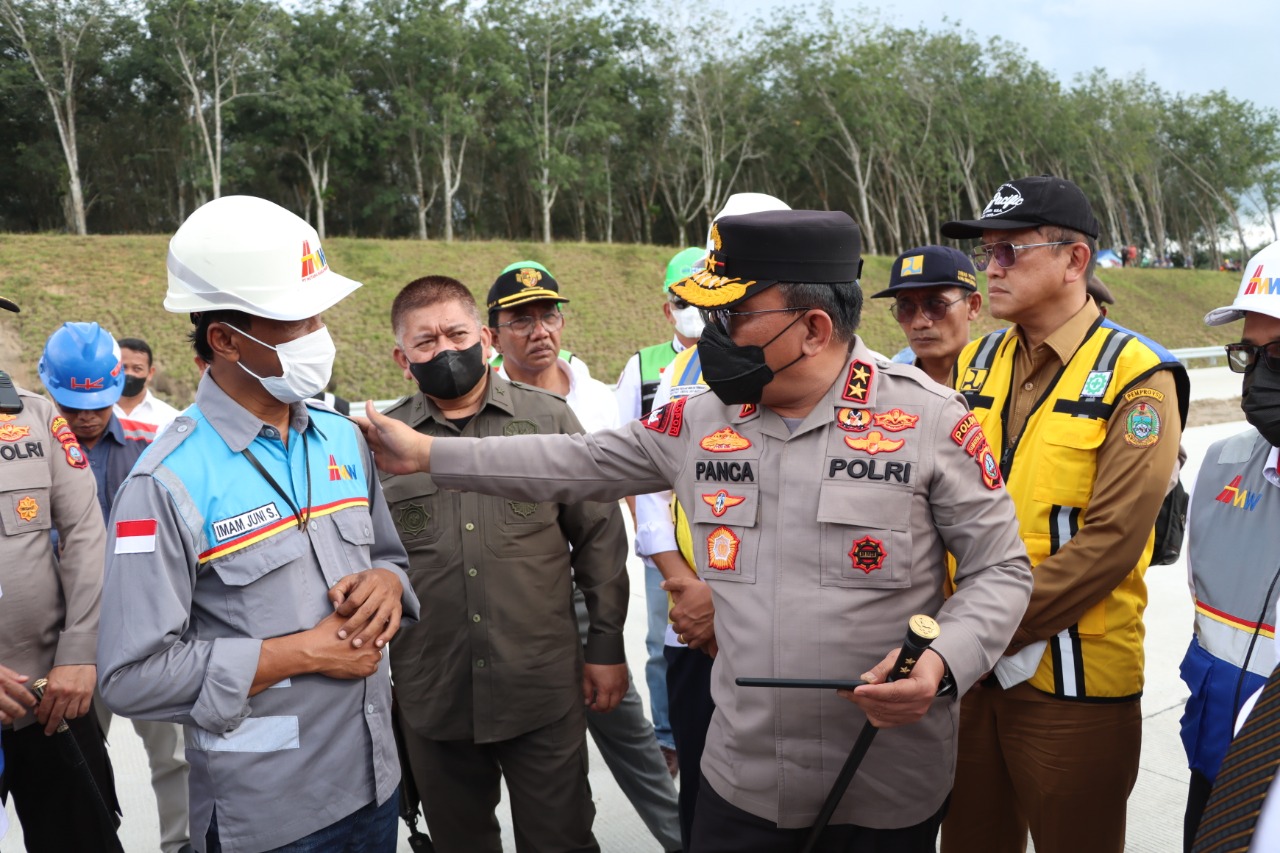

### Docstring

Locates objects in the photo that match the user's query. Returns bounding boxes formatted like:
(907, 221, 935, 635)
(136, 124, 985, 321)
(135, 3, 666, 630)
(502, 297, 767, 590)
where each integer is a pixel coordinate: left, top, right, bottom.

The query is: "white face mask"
(672, 304, 706, 339)
(226, 323, 336, 404)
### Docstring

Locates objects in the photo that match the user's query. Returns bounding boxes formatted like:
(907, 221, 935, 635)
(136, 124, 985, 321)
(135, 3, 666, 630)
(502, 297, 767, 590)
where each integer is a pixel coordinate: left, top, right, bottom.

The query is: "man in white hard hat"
(96, 196, 420, 853)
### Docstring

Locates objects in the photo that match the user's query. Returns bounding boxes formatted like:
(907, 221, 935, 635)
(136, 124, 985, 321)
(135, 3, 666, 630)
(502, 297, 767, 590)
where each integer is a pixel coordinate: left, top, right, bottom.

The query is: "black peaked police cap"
(669, 210, 863, 309)
(941, 175, 1100, 240)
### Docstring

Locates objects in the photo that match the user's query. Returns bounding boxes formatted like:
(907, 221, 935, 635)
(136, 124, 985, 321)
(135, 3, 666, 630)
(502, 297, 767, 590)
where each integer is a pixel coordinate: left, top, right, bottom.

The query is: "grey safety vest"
(1188, 429, 1280, 676)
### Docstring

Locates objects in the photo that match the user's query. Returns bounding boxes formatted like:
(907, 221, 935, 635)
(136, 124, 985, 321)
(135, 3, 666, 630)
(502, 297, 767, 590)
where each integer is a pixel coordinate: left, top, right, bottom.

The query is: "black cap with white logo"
(941, 175, 1100, 240)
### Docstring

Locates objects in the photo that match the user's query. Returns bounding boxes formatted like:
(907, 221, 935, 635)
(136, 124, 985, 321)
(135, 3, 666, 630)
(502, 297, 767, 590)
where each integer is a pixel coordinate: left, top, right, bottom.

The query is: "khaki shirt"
(0, 387, 105, 730)
(382, 373, 629, 744)
(430, 340, 1032, 828)
(1004, 301, 1181, 650)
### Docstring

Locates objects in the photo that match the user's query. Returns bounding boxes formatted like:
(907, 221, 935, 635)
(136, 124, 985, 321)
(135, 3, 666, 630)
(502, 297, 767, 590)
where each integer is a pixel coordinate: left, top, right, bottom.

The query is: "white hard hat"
(706, 193, 790, 253)
(165, 196, 361, 321)
(1206, 239, 1280, 326)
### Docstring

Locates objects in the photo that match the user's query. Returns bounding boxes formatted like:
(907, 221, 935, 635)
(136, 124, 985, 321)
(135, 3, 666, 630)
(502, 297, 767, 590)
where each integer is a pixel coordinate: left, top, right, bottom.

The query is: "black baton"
(800, 614, 940, 853)
(30, 679, 125, 853)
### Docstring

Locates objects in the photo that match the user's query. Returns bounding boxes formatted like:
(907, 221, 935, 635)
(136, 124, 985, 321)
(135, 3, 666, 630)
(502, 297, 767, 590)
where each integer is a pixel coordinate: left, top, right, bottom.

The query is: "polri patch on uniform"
(115, 519, 158, 554)
(212, 503, 283, 543)
(842, 361, 874, 404)
(979, 446, 1003, 490)
(0, 423, 31, 442)
(848, 535, 886, 574)
(1081, 370, 1112, 398)
(706, 526, 741, 572)
(872, 408, 919, 432)
(951, 412, 981, 447)
(835, 408, 872, 432)
(701, 489, 746, 518)
(1124, 401, 1161, 448)
(700, 427, 751, 452)
(15, 495, 39, 523)
(843, 430, 904, 455)
(396, 502, 430, 535)
(503, 419, 538, 436)
(643, 397, 687, 437)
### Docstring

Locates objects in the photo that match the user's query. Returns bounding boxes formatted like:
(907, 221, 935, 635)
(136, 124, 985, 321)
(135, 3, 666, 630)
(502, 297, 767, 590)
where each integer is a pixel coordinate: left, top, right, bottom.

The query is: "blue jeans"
(644, 558, 675, 749)
(205, 787, 399, 853)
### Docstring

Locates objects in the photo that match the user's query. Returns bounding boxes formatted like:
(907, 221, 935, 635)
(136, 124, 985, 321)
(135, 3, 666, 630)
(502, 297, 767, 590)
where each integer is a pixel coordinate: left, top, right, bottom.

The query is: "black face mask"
(122, 375, 146, 397)
(696, 313, 806, 406)
(1242, 362, 1280, 447)
(409, 342, 487, 400)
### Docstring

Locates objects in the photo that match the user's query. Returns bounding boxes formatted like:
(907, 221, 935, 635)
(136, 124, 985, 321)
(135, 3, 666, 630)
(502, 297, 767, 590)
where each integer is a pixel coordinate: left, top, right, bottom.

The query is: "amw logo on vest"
(1216, 475, 1263, 511)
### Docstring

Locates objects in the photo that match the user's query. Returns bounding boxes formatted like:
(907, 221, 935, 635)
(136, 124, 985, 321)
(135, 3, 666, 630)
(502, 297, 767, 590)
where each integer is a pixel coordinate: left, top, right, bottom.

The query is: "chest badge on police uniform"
(843, 431, 904, 455)
(701, 490, 745, 518)
(0, 423, 31, 442)
(706, 526, 741, 572)
(396, 503, 430, 536)
(15, 495, 39, 523)
(700, 427, 751, 452)
(835, 408, 872, 432)
(848, 536, 886, 574)
(872, 408, 919, 432)
(503, 419, 538, 436)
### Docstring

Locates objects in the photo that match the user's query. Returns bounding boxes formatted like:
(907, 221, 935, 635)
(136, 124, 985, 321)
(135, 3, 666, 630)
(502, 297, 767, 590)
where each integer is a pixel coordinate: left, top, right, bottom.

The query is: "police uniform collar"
(195, 371, 316, 453)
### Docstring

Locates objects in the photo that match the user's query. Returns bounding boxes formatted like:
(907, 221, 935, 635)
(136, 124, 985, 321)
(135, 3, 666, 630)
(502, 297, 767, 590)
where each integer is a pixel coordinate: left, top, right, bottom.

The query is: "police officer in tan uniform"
(358, 209, 1033, 853)
(0, 294, 121, 851)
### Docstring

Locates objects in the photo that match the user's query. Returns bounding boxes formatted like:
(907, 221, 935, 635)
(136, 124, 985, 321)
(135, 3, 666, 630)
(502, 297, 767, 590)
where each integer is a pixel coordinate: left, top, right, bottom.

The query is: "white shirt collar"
(1265, 444, 1280, 489)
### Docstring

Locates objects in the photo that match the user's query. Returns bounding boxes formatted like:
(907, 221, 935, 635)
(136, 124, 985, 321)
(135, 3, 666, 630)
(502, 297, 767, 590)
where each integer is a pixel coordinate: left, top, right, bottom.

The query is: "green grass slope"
(0, 234, 1245, 406)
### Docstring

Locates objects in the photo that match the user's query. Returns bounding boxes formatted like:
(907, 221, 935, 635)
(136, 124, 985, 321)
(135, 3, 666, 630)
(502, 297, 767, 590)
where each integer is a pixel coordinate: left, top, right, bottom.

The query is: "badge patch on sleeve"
(835, 408, 872, 432)
(843, 430, 905, 455)
(951, 412, 981, 446)
(643, 397, 687, 437)
(115, 519, 158, 554)
(849, 536, 887, 574)
(701, 489, 746, 518)
(842, 361, 874, 404)
(706, 526, 741, 572)
(979, 446, 1003, 489)
(872, 408, 920, 432)
(51, 415, 88, 469)
(700, 427, 751, 452)
(1124, 402, 1161, 447)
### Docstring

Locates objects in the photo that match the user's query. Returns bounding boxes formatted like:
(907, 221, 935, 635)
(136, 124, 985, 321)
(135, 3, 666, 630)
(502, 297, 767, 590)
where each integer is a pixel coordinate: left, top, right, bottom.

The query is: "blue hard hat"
(38, 322, 125, 408)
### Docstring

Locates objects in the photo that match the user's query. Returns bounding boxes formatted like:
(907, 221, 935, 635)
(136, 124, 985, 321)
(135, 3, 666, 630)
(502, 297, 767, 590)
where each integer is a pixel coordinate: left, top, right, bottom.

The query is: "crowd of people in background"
(2, 177, 1280, 853)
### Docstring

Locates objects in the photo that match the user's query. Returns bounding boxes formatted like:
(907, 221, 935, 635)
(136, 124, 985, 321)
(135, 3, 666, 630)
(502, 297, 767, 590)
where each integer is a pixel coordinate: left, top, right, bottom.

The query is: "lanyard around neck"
(240, 429, 312, 532)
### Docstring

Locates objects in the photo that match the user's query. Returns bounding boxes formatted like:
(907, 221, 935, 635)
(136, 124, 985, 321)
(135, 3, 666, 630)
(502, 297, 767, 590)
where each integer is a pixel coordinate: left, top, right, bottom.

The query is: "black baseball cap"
(486, 261, 569, 316)
(941, 175, 1100, 240)
(669, 210, 863, 309)
(871, 245, 977, 298)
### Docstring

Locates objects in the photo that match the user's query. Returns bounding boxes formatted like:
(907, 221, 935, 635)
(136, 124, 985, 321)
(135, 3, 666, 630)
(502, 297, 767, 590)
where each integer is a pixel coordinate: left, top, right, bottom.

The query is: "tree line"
(2, 0, 1278, 267)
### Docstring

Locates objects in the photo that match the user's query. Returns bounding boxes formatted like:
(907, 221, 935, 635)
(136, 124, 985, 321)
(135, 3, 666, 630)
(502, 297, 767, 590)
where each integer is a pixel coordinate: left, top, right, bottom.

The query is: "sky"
(734, 0, 1280, 114)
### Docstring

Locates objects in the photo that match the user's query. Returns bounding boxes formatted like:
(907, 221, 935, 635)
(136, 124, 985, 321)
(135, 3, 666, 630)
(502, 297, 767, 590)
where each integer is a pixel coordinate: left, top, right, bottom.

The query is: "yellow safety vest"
(954, 318, 1187, 699)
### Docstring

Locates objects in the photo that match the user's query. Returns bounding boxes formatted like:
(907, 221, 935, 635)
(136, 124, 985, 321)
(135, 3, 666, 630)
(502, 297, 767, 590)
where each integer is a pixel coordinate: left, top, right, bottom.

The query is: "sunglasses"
(970, 240, 1074, 272)
(890, 294, 966, 323)
(1225, 340, 1280, 374)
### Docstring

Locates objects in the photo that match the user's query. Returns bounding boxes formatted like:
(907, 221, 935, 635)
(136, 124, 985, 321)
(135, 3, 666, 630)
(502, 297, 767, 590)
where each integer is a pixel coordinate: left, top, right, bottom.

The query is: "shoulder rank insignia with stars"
(842, 360, 874, 404)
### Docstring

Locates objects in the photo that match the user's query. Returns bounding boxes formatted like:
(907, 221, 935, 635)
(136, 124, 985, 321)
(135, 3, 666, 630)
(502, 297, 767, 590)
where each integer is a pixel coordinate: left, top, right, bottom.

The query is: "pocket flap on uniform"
(380, 472, 438, 504)
(816, 486, 911, 529)
(690, 486, 759, 527)
(332, 508, 376, 547)
(0, 487, 53, 535)
(208, 529, 309, 587)
(1040, 417, 1106, 450)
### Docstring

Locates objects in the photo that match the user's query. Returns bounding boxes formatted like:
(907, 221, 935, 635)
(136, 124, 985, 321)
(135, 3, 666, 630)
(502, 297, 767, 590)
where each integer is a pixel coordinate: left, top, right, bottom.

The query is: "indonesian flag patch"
(115, 519, 158, 554)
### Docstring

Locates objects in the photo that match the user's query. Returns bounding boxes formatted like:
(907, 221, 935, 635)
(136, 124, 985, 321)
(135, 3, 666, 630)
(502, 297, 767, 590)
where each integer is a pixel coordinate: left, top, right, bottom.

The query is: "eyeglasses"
(494, 310, 564, 337)
(699, 305, 813, 333)
(1225, 340, 1280, 374)
(970, 241, 1074, 271)
(890, 294, 966, 323)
